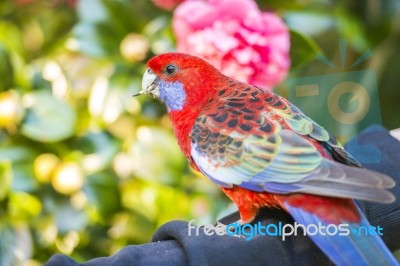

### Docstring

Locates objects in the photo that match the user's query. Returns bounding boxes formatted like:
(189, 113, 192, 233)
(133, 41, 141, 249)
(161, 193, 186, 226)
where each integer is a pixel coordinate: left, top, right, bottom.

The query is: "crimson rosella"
(136, 52, 398, 265)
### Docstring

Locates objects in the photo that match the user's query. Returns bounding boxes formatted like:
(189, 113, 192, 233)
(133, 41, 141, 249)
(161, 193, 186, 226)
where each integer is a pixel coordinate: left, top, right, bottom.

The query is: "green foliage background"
(0, 0, 399, 265)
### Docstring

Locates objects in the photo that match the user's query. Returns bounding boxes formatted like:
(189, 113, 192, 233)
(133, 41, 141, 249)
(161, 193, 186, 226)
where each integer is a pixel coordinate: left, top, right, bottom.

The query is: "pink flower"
(173, 0, 290, 89)
(153, 0, 184, 10)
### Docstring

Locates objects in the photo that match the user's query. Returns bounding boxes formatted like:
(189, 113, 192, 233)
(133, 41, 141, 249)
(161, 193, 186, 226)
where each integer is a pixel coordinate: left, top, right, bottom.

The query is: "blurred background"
(0, 0, 399, 265)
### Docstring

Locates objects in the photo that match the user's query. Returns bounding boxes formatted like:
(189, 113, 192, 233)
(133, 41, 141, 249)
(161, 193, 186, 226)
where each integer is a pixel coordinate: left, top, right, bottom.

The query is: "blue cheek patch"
(159, 80, 187, 111)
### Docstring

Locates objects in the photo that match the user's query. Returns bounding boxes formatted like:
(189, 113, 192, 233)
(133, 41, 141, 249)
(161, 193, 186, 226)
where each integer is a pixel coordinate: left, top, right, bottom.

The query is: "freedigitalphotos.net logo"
(187, 220, 384, 241)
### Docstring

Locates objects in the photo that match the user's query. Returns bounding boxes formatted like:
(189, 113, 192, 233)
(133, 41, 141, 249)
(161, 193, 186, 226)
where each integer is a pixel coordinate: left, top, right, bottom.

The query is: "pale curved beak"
(132, 68, 160, 99)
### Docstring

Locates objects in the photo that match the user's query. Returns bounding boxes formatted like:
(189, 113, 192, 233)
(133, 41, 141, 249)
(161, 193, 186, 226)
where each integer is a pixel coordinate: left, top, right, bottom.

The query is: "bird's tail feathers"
(284, 202, 399, 266)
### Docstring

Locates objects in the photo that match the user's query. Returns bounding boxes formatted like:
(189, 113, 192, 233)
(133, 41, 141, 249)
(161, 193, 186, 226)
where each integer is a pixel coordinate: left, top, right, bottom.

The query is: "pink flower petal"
(213, 0, 259, 21)
(174, 1, 219, 30)
(173, 0, 291, 90)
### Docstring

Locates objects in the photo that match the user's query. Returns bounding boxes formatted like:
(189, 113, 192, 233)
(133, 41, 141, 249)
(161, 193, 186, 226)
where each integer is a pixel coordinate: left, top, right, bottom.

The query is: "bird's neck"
(168, 105, 202, 166)
(167, 75, 227, 168)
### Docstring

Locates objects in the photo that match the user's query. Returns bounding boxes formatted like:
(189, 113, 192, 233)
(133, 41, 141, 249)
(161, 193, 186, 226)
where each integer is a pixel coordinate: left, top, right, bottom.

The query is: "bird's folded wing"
(190, 92, 395, 203)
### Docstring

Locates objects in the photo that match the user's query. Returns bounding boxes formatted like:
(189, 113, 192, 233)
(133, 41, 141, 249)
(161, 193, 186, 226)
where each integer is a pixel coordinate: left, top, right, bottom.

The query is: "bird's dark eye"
(165, 64, 177, 75)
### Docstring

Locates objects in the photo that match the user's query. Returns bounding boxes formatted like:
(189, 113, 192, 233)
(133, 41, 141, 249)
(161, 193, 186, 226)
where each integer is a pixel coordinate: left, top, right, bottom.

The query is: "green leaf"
(85, 172, 121, 216)
(70, 132, 119, 174)
(8, 192, 42, 221)
(77, 0, 110, 23)
(284, 11, 334, 36)
(74, 23, 120, 58)
(144, 16, 175, 54)
(0, 22, 25, 58)
(0, 44, 14, 91)
(11, 163, 38, 192)
(77, 0, 137, 29)
(260, 0, 321, 10)
(0, 161, 12, 201)
(289, 29, 321, 70)
(0, 224, 17, 266)
(132, 127, 186, 185)
(21, 90, 76, 143)
(0, 146, 37, 163)
(74, 0, 138, 58)
(335, 7, 369, 51)
(54, 201, 87, 233)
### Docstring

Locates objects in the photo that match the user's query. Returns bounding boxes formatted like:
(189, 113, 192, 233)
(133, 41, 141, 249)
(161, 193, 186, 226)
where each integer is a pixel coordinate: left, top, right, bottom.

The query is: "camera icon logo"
(327, 80, 370, 125)
(286, 41, 382, 163)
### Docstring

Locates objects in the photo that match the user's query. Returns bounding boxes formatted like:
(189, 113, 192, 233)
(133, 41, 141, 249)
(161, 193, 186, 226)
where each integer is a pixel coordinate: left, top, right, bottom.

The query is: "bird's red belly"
(221, 185, 360, 224)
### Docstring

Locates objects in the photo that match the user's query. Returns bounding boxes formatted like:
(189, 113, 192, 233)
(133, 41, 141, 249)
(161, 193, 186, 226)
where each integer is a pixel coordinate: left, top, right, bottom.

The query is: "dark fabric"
(45, 125, 400, 266)
(345, 125, 400, 251)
